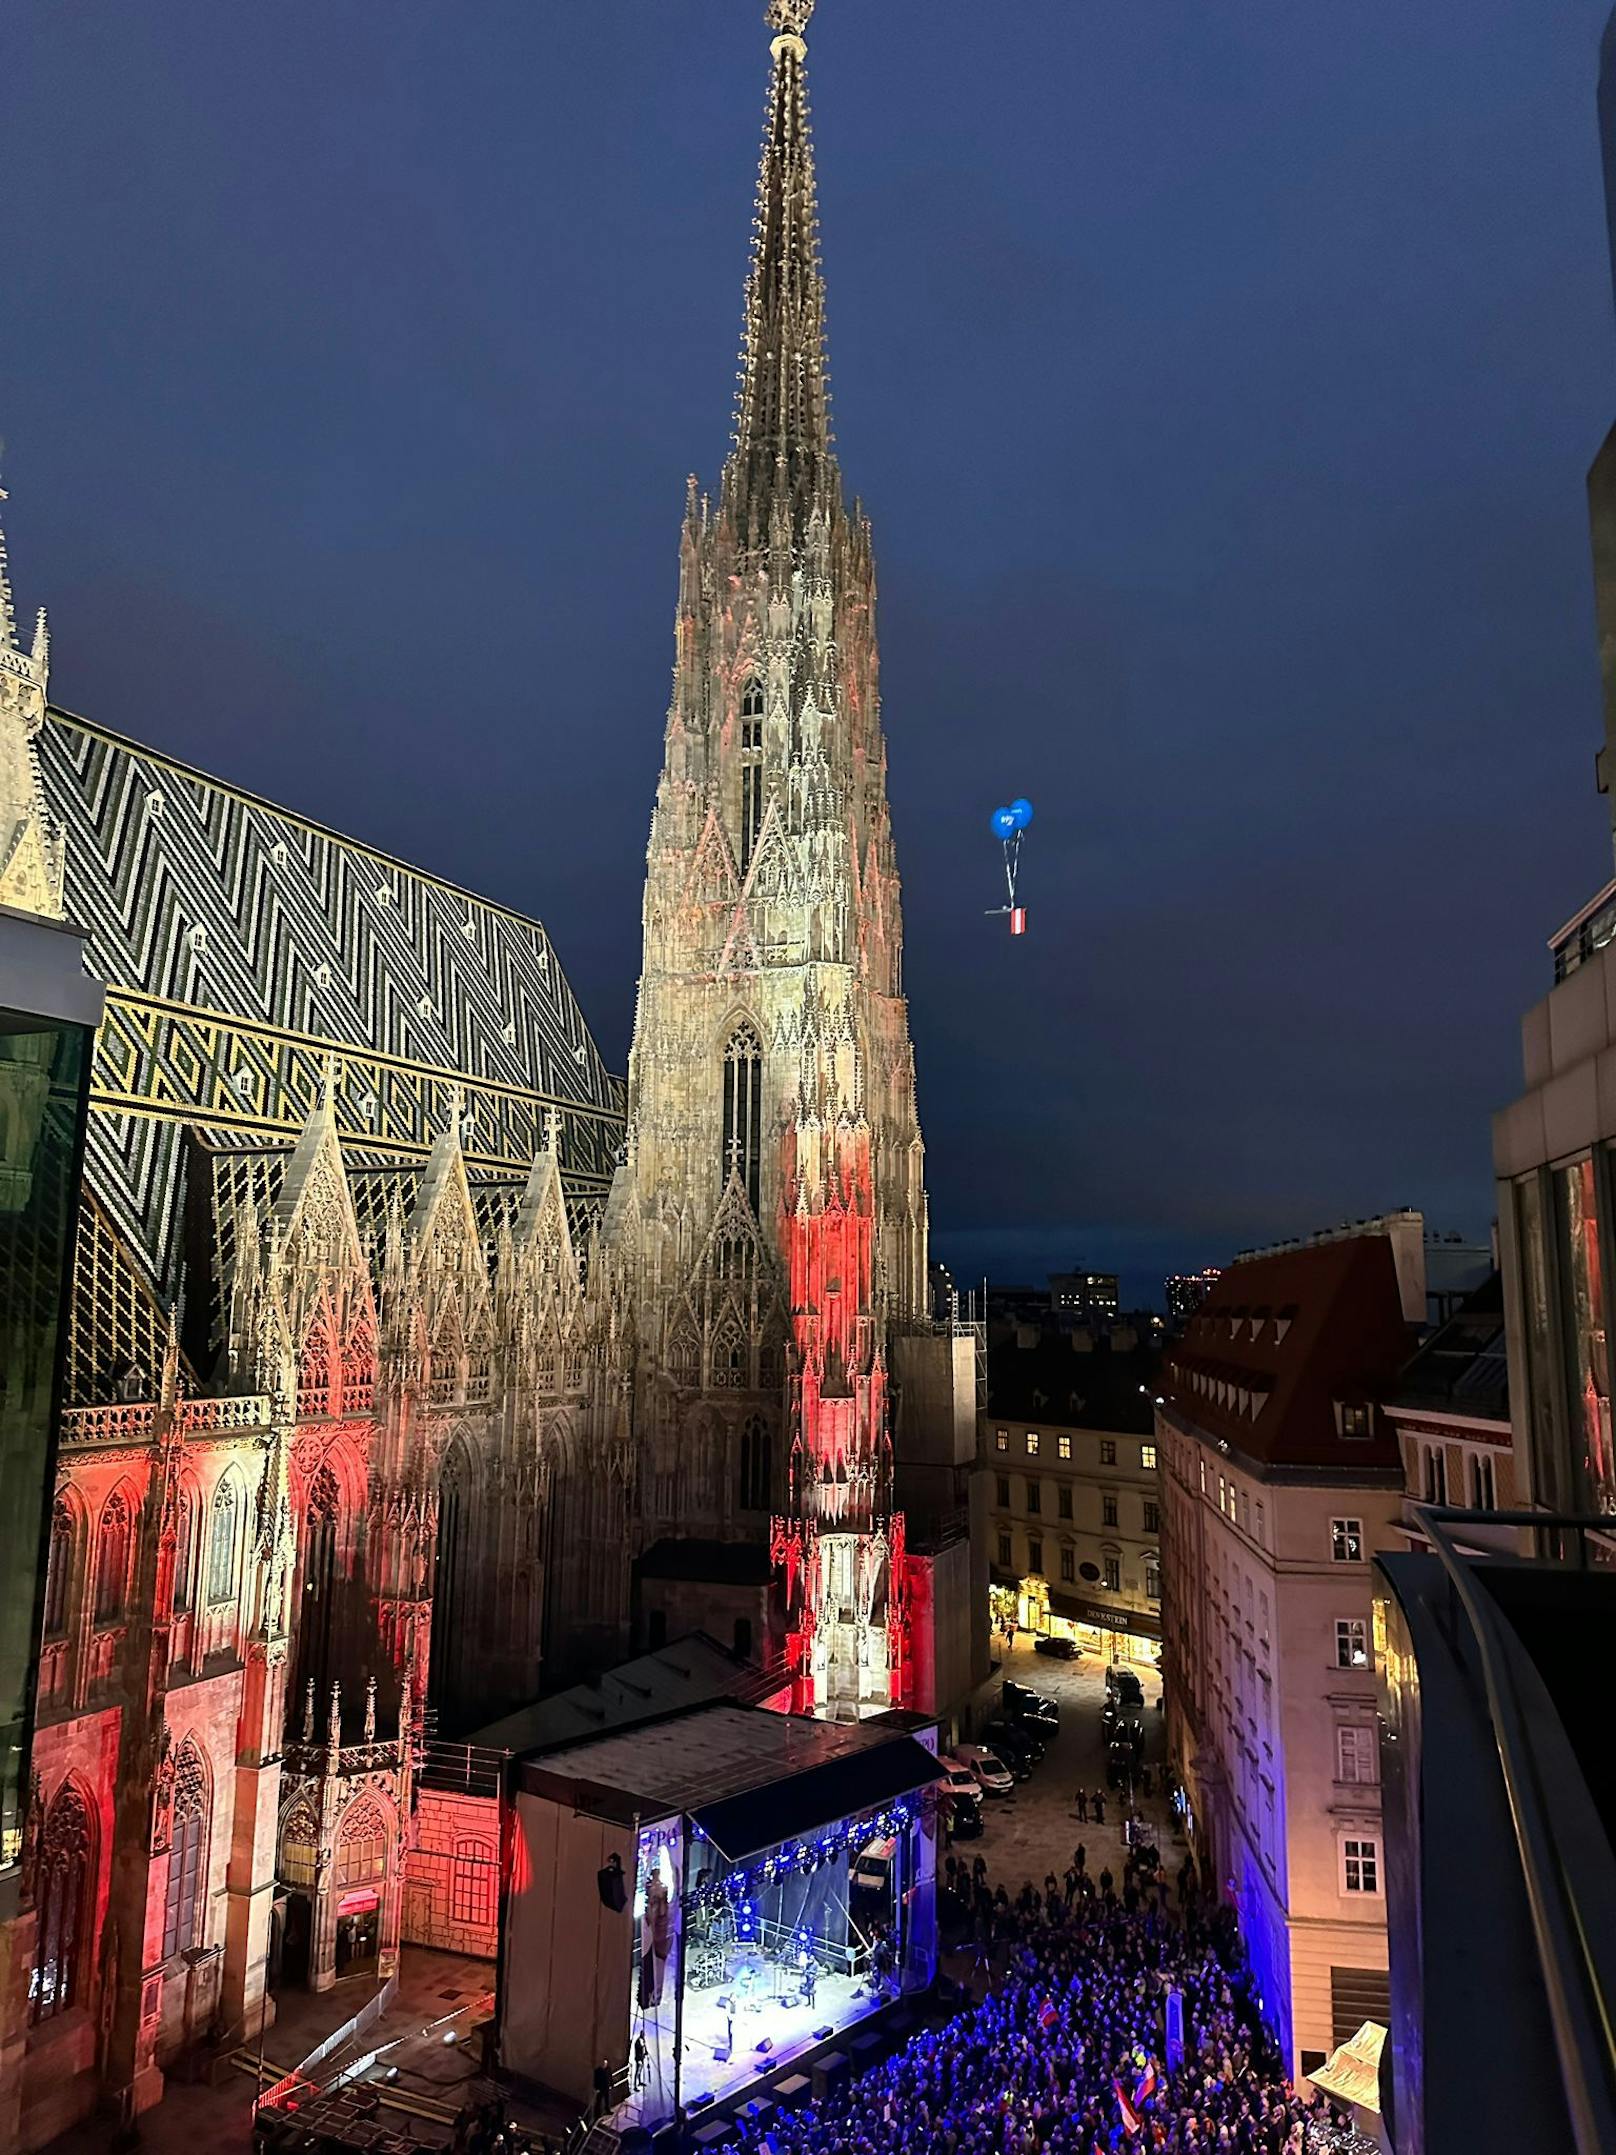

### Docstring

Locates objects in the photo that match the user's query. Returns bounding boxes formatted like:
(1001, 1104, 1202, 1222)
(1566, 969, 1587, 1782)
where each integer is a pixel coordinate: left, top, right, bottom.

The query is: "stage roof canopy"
(513, 1701, 941, 1853)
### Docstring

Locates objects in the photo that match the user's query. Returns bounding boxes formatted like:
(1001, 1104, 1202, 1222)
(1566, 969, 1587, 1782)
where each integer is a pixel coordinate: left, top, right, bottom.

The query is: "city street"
(951, 1635, 1184, 1893)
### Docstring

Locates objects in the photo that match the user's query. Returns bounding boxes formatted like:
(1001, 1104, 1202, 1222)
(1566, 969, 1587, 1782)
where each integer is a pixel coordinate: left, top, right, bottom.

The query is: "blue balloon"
(1009, 797, 1034, 830)
(991, 806, 1018, 840)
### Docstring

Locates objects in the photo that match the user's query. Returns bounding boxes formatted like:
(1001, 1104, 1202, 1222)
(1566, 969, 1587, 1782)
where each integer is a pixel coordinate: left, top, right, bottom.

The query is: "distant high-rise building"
(1165, 1269, 1221, 1323)
(1048, 1267, 1120, 1317)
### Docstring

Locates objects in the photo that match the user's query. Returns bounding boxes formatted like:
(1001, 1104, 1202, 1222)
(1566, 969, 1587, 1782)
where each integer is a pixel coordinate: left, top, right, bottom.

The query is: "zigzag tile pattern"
(37, 710, 625, 1299)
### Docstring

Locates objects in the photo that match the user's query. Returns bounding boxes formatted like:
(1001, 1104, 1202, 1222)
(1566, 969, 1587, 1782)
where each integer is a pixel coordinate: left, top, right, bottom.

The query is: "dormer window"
(1340, 1403, 1371, 1441)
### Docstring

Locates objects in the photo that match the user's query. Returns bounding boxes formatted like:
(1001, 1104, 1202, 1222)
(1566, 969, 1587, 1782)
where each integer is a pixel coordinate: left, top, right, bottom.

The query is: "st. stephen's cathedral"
(0, 4, 980, 2139)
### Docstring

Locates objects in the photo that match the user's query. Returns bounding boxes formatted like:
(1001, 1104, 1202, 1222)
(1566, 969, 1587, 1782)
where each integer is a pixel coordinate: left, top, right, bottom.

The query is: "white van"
(852, 1836, 896, 1897)
(955, 1744, 1015, 1797)
(940, 1755, 980, 1802)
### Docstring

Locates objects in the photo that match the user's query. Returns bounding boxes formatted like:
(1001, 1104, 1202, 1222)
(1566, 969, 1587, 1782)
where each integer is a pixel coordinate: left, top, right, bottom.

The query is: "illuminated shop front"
(498, 1702, 940, 2128)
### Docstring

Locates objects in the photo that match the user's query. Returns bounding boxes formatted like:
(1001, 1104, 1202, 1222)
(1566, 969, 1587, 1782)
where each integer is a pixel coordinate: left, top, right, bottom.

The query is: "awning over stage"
(691, 1736, 942, 1861)
(512, 1700, 943, 1844)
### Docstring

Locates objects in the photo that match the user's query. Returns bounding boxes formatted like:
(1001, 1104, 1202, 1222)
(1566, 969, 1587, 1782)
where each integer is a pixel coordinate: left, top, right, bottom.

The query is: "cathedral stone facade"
(0, 1, 983, 2140)
(612, 0, 936, 1718)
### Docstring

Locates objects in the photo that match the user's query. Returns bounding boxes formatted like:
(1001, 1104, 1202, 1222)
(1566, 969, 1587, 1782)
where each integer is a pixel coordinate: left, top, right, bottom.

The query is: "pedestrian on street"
(1063, 1864, 1079, 1904)
(1093, 1790, 1106, 1825)
(1074, 1842, 1086, 1873)
(1099, 1866, 1114, 1900)
(1075, 1787, 1088, 1822)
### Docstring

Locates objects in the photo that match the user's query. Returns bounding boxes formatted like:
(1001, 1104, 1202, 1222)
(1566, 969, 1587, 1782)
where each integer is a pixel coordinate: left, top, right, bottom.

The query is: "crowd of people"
(709, 1845, 1349, 2155)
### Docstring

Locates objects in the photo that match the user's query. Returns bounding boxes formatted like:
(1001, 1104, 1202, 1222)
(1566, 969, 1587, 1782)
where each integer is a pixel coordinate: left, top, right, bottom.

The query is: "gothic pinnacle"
(767, 0, 814, 36)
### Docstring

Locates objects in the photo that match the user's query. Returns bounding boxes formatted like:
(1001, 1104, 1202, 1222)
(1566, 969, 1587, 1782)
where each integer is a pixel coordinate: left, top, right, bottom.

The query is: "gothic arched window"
(738, 1416, 770, 1514)
(722, 1021, 763, 1212)
(294, 1464, 341, 1711)
(162, 1743, 209, 1960)
(739, 679, 765, 870)
(30, 1783, 93, 2024)
(172, 1487, 196, 1614)
(430, 1442, 474, 1714)
(336, 1802, 388, 1887)
(93, 1493, 132, 1624)
(279, 1800, 319, 1889)
(43, 1501, 74, 1639)
(208, 1477, 241, 1605)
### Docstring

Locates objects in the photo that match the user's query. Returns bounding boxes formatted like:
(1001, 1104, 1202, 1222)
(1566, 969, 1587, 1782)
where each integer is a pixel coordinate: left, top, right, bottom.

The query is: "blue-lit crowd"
(710, 1846, 1348, 2155)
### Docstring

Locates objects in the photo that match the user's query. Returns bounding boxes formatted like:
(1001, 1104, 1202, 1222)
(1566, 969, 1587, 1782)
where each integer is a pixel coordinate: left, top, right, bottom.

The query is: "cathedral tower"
(614, 0, 929, 1716)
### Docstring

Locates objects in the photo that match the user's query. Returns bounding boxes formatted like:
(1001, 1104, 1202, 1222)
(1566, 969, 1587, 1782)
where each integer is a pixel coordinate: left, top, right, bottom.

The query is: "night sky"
(5, 1, 1615, 1307)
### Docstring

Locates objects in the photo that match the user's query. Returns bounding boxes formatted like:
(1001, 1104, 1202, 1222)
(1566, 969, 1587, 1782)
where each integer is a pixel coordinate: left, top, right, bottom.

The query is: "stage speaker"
(598, 1857, 628, 1913)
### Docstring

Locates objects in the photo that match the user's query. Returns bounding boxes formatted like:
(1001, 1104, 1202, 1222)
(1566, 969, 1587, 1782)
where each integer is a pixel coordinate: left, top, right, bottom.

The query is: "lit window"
(1141, 1444, 1156, 1470)
(1026, 1432, 1041, 1457)
(1331, 1518, 1364, 1563)
(1099, 1440, 1116, 1466)
(451, 1839, 497, 1928)
(995, 1429, 1009, 1453)
(1341, 1404, 1371, 1441)
(1058, 1435, 1072, 1460)
(1199, 1458, 1207, 1494)
(1342, 1837, 1380, 1895)
(1335, 1619, 1369, 1670)
(1336, 1725, 1376, 1784)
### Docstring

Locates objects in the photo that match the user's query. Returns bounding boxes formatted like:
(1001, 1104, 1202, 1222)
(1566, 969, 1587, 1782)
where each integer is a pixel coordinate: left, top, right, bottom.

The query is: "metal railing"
(1405, 1505, 1616, 2155)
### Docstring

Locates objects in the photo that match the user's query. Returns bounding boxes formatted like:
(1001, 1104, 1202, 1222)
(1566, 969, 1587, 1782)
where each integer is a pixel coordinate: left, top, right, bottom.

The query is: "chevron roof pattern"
(36, 708, 624, 1301)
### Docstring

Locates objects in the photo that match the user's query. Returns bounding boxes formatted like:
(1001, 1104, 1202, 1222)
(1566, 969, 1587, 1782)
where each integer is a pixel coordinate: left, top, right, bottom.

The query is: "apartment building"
(1157, 1232, 1413, 2081)
(983, 1333, 1162, 1655)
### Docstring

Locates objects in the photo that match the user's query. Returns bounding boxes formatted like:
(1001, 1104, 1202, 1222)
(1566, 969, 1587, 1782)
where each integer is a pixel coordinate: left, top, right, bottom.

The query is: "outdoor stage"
(624, 1959, 883, 2122)
(498, 1697, 941, 2132)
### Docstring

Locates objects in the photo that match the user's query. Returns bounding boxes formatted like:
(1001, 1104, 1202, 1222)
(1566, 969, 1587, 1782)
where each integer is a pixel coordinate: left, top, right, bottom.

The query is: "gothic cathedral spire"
(727, 0, 833, 533)
(612, 0, 932, 1718)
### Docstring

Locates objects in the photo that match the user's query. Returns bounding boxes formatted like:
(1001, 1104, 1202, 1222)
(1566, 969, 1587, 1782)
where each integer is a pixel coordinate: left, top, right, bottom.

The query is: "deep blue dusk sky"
(4, 1, 1615, 1305)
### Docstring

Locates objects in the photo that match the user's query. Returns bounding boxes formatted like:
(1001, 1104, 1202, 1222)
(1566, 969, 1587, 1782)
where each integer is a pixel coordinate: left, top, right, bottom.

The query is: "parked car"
(940, 1755, 982, 1804)
(1003, 1679, 1060, 1729)
(983, 1717, 1043, 1767)
(1105, 1739, 1138, 1789)
(1034, 1633, 1078, 1660)
(1105, 1664, 1145, 1710)
(1100, 1695, 1143, 1738)
(852, 1835, 896, 1900)
(949, 1791, 985, 1840)
(979, 1724, 1033, 1777)
(955, 1743, 1016, 1797)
